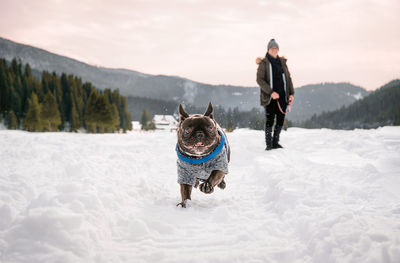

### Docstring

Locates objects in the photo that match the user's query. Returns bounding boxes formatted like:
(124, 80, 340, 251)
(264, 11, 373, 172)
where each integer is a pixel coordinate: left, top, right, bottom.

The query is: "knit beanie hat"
(267, 39, 279, 50)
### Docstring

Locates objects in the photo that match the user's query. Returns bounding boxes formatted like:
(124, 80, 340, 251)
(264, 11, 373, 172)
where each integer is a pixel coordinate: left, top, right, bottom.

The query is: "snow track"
(0, 127, 399, 262)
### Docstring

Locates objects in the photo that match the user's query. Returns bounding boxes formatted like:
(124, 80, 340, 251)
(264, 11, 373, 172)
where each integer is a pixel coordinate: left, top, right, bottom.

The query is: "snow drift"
(0, 127, 399, 262)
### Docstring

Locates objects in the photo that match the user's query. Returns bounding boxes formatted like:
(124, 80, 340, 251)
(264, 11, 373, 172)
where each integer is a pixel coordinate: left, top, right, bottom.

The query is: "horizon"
(2, 35, 397, 91)
(1, 0, 399, 91)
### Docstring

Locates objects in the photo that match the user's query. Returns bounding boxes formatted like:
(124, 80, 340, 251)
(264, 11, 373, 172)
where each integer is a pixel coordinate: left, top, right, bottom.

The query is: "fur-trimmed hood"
(256, 56, 287, 65)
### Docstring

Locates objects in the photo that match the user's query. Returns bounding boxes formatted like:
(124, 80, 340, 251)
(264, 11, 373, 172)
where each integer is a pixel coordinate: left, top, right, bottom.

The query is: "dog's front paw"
(199, 181, 214, 194)
(176, 202, 186, 208)
(176, 199, 191, 208)
(217, 179, 226, 189)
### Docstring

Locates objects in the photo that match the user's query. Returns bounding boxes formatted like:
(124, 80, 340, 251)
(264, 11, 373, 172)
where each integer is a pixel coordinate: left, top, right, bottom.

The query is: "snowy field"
(0, 127, 400, 263)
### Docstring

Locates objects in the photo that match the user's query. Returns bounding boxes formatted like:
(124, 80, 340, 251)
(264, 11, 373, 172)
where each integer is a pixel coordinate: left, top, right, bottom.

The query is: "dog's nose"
(195, 131, 204, 139)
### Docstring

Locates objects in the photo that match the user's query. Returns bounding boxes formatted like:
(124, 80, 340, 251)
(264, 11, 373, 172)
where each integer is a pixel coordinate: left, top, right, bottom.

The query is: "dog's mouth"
(185, 142, 209, 149)
(182, 142, 213, 156)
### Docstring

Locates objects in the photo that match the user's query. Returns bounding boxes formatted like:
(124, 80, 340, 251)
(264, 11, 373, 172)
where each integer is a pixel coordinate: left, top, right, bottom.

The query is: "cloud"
(0, 0, 399, 90)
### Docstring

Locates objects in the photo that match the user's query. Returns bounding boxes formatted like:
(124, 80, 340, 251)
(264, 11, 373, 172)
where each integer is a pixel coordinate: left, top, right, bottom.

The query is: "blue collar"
(176, 129, 227, 164)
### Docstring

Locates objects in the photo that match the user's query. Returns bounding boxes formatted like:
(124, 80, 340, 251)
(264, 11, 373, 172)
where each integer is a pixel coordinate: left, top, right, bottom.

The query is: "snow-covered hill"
(0, 128, 399, 262)
(0, 36, 368, 121)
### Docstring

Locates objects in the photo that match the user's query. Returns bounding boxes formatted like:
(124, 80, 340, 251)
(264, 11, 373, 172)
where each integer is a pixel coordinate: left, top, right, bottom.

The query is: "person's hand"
(271, 92, 280, 100)
(289, 95, 294, 103)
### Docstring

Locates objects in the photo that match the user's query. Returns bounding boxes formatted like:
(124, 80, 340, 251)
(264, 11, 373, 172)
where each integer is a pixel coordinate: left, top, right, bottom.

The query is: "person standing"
(256, 39, 294, 150)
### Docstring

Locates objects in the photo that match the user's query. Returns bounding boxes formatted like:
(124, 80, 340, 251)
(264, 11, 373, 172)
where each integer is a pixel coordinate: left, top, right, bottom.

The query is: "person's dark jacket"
(256, 55, 294, 106)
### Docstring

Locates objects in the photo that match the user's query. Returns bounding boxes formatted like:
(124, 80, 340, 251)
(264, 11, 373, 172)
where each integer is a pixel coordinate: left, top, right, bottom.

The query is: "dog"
(176, 102, 230, 208)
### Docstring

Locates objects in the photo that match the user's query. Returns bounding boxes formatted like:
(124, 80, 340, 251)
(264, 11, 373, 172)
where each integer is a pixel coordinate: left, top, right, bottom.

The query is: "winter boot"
(265, 125, 273, 150)
(272, 125, 283, 149)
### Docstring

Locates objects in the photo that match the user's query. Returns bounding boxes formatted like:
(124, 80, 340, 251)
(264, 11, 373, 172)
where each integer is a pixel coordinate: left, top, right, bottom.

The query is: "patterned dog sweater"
(176, 130, 229, 186)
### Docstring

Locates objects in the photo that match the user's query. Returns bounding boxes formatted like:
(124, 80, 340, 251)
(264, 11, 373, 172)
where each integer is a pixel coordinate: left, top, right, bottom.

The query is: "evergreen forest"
(0, 58, 132, 133)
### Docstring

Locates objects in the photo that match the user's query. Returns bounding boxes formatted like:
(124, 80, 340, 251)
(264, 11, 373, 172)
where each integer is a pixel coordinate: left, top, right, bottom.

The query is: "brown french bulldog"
(176, 102, 230, 208)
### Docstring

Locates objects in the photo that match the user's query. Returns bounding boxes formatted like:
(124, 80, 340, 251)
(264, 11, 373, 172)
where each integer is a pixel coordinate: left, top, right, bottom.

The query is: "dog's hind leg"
(200, 170, 226, 194)
(177, 184, 193, 208)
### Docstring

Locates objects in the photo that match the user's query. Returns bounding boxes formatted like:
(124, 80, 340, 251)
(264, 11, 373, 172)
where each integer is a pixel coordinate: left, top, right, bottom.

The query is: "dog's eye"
(184, 128, 193, 134)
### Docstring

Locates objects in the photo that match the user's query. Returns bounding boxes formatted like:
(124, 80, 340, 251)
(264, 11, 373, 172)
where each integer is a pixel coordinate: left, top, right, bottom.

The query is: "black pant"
(265, 100, 285, 127)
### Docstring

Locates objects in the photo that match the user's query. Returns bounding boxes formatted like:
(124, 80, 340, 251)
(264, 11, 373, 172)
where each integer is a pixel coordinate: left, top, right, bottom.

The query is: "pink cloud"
(0, 0, 399, 90)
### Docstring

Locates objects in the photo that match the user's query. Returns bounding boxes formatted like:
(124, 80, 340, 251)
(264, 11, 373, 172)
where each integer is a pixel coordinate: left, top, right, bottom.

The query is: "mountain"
(0, 37, 257, 111)
(290, 82, 369, 122)
(0, 36, 368, 121)
(301, 79, 400, 129)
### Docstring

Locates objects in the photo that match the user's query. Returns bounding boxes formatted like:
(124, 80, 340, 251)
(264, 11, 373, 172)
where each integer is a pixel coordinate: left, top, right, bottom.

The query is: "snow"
(353, 92, 363, 100)
(347, 92, 363, 100)
(1, 127, 400, 262)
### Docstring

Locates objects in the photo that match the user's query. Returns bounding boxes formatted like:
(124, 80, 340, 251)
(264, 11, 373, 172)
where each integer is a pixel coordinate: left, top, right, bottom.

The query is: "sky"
(0, 0, 399, 90)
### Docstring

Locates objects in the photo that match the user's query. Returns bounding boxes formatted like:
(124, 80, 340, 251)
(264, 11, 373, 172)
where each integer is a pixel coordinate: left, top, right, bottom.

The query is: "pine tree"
(10, 87, 21, 119)
(121, 97, 132, 131)
(24, 63, 32, 79)
(96, 94, 114, 133)
(140, 109, 150, 130)
(40, 92, 61, 131)
(111, 103, 120, 132)
(21, 63, 33, 116)
(60, 73, 72, 126)
(10, 58, 22, 76)
(85, 90, 99, 133)
(70, 102, 80, 131)
(233, 107, 240, 128)
(24, 93, 42, 131)
(147, 121, 156, 130)
(70, 80, 84, 130)
(395, 104, 400, 126)
(7, 110, 18, 129)
(0, 59, 9, 116)
(226, 108, 235, 132)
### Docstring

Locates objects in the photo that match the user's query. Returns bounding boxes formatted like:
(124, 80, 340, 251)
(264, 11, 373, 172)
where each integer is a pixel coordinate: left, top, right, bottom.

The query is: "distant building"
(131, 121, 142, 131)
(153, 115, 178, 131)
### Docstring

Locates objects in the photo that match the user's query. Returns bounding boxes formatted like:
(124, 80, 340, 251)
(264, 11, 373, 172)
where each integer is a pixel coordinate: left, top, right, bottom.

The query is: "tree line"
(299, 80, 400, 129)
(181, 104, 269, 131)
(0, 58, 132, 132)
(133, 97, 292, 131)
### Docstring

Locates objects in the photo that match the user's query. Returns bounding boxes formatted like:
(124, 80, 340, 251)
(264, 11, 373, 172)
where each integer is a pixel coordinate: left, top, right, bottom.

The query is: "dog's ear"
(204, 102, 214, 119)
(179, 104, 189, 122)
